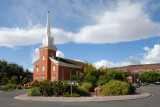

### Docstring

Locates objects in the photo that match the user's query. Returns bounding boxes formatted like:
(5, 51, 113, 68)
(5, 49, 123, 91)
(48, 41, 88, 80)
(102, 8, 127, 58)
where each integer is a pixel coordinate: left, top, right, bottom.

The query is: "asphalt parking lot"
(0, 85, 160, 107)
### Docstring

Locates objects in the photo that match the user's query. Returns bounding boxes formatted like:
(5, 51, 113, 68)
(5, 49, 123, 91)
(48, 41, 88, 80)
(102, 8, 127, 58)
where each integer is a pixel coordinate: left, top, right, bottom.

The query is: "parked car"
(155, 82, 160, 85)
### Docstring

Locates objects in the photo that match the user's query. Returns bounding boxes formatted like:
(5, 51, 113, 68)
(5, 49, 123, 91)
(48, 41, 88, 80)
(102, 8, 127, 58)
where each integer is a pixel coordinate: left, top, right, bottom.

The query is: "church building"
(33, 11, 82, 82)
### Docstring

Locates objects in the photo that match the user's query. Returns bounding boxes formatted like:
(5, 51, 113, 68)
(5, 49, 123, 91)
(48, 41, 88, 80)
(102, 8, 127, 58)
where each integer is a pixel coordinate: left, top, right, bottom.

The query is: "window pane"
(36, 67, 39, 72)
(36, 76, 39, 80)
(53, 66, 55, 71)
(42, 76, 44, 81)
(42, 65, 45, 71)
(52, 75, 55, 81)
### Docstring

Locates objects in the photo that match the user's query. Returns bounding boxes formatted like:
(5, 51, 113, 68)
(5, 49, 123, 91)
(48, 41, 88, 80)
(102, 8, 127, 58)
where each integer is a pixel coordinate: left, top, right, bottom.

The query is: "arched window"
(42, 65, 45, 71)
(53, 66, 55, 71)
(42, 56, 45, 60)
(36, 67, 39, 72)
(42, 75, 45, 81)
(52, 75, 55, 81)
(36, 76, 39, 80)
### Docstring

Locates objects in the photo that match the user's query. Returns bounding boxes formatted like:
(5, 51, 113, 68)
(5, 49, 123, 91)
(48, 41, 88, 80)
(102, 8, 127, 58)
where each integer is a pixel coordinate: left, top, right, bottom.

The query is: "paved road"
(0, 85, 160, 107)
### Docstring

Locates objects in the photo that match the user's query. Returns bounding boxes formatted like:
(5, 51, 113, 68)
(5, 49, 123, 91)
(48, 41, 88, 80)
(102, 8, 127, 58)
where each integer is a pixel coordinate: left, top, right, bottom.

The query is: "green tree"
(1, 77, 9, 85)
(9, 76, 18, 84)
(97, 66, 108, 74)
(0, 60, 33, 85)
(97, 75, 108, 85)
(22, 77, 30, 85)
(72, 74, 81, 83)
(138, 71, 160, 83)
(83, 74, 97, 87)
(107, 70, 128, 82)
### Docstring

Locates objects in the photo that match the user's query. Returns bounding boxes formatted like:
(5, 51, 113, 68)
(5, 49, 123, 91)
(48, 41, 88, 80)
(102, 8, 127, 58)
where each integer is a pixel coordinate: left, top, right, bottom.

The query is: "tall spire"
(47, 11, 51, 37)
(40, 11, 57, 51)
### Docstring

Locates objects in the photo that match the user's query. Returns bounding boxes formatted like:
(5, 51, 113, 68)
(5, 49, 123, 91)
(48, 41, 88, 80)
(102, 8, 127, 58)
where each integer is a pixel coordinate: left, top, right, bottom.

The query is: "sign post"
(68, 81, 75, 96)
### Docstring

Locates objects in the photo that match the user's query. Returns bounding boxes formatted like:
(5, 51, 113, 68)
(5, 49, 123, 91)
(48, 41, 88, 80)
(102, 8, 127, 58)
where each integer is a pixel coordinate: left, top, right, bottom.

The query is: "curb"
(13, 93, 152, 102)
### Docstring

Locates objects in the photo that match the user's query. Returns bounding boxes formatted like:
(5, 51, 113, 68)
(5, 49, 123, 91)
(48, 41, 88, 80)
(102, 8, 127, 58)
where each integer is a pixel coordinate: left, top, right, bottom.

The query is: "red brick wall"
(33, 48, 56, 81)
(58, 66, 80, 81)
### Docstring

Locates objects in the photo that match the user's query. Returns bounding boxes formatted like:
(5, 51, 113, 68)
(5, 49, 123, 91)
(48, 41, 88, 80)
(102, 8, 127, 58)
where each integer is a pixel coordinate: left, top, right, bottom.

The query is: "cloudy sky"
(0, 0, 160, 71)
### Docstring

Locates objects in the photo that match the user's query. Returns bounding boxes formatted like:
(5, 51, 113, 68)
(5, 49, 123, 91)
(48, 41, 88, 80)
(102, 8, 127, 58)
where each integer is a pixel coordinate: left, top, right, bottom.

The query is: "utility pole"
(134, 72, 136, 83)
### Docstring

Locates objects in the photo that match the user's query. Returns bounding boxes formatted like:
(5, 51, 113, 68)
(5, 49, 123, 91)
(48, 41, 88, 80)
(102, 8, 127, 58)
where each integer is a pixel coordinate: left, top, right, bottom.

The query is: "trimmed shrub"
(62, 92, 80, 97)
(33, 80, 40, 87)
(27, 87, 40, 96)
(5, 84, 17, 90)
(39, 80, 53, 96)
(52, 81, 69, 96)
(16, 85, 22, 89)
(62, 92, 70, 97)
(77, 86, 90, 96)
(82, 83, 92, 91)
(100, 80, 135, 96)
(71, 93, 80, 97)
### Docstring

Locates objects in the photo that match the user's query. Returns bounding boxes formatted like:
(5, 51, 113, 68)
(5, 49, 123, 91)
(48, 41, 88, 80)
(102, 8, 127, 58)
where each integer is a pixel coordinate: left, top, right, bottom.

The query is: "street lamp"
(20, 76, 22, 86)
(134, 72, 136, 83)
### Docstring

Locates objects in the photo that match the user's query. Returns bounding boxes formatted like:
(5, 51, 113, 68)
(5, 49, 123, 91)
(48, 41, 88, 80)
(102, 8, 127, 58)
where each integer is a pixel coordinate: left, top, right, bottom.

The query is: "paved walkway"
(14, 92, 151, 102)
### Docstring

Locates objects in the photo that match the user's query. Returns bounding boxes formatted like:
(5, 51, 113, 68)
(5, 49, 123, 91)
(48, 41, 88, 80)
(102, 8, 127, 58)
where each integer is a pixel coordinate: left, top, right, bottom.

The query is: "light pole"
(134, 72, 136, 83)
(20, 76, 22, 86)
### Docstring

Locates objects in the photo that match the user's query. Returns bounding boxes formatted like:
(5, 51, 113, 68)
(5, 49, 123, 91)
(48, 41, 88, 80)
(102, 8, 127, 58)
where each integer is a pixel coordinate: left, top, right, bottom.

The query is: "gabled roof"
(50, 57, 83, 68)
(54, 57, 83, 66)
(33, 57, 83, 69)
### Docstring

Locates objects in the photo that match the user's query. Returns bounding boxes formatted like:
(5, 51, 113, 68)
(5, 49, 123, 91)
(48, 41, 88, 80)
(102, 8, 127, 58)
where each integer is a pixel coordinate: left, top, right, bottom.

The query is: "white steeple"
(40, 11, 57, 50)
(46, 11, 51, 37)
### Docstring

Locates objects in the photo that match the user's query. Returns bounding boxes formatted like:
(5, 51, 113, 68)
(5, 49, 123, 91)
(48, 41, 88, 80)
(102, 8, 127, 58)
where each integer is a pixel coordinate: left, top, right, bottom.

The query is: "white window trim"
(53, 65, 55, 71)
(42, 65, 45, 71)
(42, 56, 45, 60)
(42, 76, 45, 81)
(36, 76, 39, 80)
(52, 75, 56, 81)
(36, 67, 39, 72)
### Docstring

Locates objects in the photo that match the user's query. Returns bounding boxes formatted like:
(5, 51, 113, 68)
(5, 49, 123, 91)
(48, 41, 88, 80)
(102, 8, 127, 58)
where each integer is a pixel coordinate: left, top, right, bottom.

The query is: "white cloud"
(93, 59, 115, 69)
(28, 68, 33, 72)
(93, 56, 141, 69)
(30, 48, 39, 63)
(143, 46, 150, 51)
(75, 1, 160, 44)
(0, 25, 73, 48)
(142, 44, 160, 64)
(1, 1, 160, 47)
(122, 56, 141, 66)
(56, 50, 65, 58)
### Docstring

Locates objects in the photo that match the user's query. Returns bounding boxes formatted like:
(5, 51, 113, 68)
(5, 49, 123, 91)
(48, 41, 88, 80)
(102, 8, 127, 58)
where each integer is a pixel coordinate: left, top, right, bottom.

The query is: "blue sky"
(0, 0, 160, 71)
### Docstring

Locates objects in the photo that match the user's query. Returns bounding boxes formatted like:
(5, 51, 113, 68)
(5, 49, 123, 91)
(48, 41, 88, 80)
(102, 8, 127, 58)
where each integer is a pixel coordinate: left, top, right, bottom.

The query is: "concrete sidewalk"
(14, 92, 151, 102)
